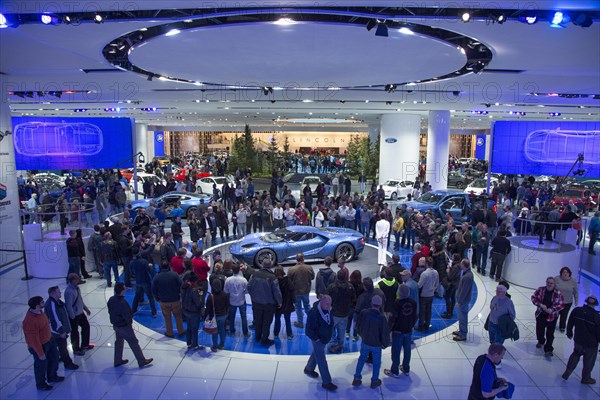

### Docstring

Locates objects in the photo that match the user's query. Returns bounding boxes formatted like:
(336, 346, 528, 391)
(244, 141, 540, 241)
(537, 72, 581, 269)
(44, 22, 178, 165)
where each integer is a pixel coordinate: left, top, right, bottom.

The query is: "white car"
(196, 175, 235, 196)
(380, 179, 414, 200)
(300, 176, 322, 196)
(129, 173, 165, 195)
(464, 178, 498, 195)
(33, 172, 66, 184)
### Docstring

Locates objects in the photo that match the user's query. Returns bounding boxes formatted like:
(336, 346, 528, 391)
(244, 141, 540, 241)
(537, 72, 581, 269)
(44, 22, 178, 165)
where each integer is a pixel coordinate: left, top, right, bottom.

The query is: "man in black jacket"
(130, 248, 157, 318)
(352, 295, 389, 389)
(152, 264, 184, 338)
(384, 285, 417, 377)
(562, 295, 600, 384)
(44, 286, 78, 370)
(304, 295, 337, 391)
(247, 259, 282, 346)
(160, 232, 177, 265)
(489, 230, 512, 282)
(117, 226, 133, 288)
(99, 232, 119, 287)
(107, 282, 153, 368)
(326, 270, 356, 353)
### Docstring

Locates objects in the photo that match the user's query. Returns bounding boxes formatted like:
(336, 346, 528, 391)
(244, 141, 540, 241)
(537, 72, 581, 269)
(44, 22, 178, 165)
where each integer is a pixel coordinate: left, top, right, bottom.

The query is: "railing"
(20, 202, 100, 237)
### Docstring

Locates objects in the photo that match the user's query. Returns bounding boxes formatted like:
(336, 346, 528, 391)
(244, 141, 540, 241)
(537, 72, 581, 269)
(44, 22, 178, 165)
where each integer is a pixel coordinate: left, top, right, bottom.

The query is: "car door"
(285, 232, 326, 260)
(439, 195, 468, 222)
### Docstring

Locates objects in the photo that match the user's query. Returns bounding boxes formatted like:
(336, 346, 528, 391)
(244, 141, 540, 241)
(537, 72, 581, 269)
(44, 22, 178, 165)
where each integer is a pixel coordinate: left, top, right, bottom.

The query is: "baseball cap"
(585, 295, 599, 306)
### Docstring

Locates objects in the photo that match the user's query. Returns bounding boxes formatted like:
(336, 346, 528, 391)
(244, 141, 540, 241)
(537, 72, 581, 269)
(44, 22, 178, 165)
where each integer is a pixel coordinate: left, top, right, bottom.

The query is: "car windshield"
(470, 179, 487, 188)
(213, 178, 228, 185)
(261, 229, 290, 243)
(416, 192, 443, 204)
(383, 180, 399, 186)
(559, 190, 583, 197)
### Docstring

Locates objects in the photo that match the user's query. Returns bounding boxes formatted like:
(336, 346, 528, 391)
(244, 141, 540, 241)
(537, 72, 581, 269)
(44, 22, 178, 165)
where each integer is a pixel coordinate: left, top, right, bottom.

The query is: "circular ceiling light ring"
(102, 9, 493, 90)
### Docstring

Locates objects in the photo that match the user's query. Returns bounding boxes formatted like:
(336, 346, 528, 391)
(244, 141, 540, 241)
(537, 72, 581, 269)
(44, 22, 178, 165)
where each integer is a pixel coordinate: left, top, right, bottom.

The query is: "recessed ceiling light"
(165, 29, 181, 36)
(274, 18, 297, 26)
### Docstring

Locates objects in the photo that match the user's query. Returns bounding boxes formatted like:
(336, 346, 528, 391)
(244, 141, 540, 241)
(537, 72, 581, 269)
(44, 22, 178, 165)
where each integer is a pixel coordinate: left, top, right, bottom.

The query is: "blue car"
(229, 225, 365, 268)
(130, 191, 212, 219)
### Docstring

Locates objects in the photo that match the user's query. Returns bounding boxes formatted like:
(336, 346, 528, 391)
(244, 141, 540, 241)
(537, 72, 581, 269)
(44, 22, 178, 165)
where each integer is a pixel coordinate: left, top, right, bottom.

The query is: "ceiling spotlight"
(497, 14, 506, 24)
(94, 13, 104, 23)
(385, 101, 392, 105)
(274, 17, 296, 26)
(74, 109, 87, 113)
(262, 86, 273, 96)
(452, 90, 460, 97)
(375, 23, 388, 37)
(384, 84, 397, 93)
(398, 27, 414, 35)
(551, 11, 565, 27)
(522, 15, 537, 25)
(24, 92, 34, 98)
(0, 13, 7, 28)
(366, 19, 377, 31)
(549, 112, 561, 117)
(461, 12, 471, 22)
(165, 28, 181, 36)
(41, 14, 58, 25)
(270, 100, 276, 104)
(147, 75, 153, 81)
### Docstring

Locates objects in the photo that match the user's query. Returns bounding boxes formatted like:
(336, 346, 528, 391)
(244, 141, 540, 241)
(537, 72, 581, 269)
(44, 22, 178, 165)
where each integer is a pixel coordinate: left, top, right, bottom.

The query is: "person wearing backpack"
(315, 256, 336, 299)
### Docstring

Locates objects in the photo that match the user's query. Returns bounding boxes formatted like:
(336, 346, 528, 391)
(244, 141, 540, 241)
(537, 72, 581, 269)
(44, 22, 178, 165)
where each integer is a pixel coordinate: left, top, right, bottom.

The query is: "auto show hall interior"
(0, 2, 599, 400)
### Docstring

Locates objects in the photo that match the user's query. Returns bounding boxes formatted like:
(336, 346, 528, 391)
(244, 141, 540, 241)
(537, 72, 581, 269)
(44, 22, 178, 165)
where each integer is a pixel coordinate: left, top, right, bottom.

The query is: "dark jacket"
(181, 284, 205, 315)
(354, 287, 385, 322)
(117, 234, 133, 258)
(277, 276, 296, 314)
(356, 307, 390, 348)
(206, 291, 229, 318)
(377, 278, 399, 313)
(171, 221, 183, 240)
(160, 241, 177, 264)
(66, 237, 81, 258)
(498, 313, 520, 341)
(131, 256, 153, 284)
(152, 269, 183, 302)
(107, 295, 133, 327)
(287, 263, 315, 295)
(99, 238, 119, 262)
(389, 298, 418, 333)
(247, 268, 282, 306)
(491, 236, 512, 255)
(315, 267, 336, 298)
(44, 296, 71, 335)
(326, 280, 356, 317)
(305, 300, 333, 343)
(457, 269, 474, 305)
(567, 304, 600, 348)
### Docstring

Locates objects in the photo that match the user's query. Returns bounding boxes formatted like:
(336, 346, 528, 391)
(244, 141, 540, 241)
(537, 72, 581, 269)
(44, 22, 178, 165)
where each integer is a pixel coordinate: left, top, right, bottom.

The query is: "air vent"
(80, 68, 125, 73)
(482, 69, 525, 74)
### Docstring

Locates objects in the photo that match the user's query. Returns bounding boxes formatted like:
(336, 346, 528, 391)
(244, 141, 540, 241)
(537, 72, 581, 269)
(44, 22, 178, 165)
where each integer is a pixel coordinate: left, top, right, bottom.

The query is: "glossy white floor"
(0, 260, 598, 400)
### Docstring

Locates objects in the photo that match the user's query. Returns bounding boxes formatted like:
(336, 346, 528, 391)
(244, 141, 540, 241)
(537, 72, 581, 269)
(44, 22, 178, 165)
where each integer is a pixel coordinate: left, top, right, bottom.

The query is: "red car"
(174, 167, 211, 182)
(553, 187, 598, 211)
(119, 167, 146, 182)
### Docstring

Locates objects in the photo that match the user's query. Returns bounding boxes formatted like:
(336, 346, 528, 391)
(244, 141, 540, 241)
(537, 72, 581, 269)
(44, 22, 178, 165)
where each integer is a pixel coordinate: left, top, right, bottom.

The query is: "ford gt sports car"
(129, 191, 213, 218)
(229, 225, 365, 268)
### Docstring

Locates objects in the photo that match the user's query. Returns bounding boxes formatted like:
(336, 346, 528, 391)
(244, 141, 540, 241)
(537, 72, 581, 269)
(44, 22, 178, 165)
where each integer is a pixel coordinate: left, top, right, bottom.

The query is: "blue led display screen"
(12, 117, 134, 170)
(492, 121, 600, 178)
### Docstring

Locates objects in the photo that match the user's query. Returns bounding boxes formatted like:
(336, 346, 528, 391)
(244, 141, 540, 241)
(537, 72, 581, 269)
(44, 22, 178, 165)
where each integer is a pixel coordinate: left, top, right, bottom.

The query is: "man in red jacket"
(22, 296, 63, 391)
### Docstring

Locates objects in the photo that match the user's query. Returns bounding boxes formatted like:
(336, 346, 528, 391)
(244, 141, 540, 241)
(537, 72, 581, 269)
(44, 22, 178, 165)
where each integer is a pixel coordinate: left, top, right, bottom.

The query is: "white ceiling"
(0, 2, 599, 132)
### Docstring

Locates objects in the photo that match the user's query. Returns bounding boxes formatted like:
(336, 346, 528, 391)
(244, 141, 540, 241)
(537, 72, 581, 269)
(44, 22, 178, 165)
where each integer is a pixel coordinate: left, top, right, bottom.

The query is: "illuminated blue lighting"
(41, 14, 52, 24)
(551, 12, 564, 25)
(525, 16, 537, 24)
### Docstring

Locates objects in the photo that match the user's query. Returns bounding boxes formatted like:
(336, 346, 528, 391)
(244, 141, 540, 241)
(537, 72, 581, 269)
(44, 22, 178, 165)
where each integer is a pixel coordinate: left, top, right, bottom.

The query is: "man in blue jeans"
(385, 285, 418, 377)
(454, 259, 474, 342)
(304, 295, 337, 391)
(224, 263, 249, 337)
(352, 295, 390, 389)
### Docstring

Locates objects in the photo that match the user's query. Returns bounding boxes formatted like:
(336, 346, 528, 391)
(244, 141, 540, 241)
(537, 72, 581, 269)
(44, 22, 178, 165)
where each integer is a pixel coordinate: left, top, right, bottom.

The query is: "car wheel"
(335, 243, 355, 263)
(456, 182, 464, 189)
(254, 249, 277, 268)
(186, 207, 197, 219)
(390, 192, 397, 200)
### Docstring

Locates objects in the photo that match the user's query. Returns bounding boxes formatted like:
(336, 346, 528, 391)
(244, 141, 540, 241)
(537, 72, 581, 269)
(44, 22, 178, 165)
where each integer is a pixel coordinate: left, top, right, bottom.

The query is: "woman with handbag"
(181, 274, 205, 350)
(205, 279, 229, 352)
(487, 284, 516, 345)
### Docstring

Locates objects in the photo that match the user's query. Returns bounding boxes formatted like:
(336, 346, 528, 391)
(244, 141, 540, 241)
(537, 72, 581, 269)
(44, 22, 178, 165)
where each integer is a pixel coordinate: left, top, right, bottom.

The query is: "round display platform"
(503, 236, 581, 290)
(128, 241, 479, 355)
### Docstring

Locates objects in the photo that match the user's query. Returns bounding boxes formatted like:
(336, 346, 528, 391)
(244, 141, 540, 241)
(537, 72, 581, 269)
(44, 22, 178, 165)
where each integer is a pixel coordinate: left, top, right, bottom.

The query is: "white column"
(425, 110, 451, 190)
(0, 77, 24, 266)
(379, 114, 421, 183)
(146, 130, 155, 159)
(135, 122, 148, 160)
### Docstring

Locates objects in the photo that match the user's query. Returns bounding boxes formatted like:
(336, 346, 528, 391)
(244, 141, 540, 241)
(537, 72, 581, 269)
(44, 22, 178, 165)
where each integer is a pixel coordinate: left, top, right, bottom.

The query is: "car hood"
(400, 200, 435, 210)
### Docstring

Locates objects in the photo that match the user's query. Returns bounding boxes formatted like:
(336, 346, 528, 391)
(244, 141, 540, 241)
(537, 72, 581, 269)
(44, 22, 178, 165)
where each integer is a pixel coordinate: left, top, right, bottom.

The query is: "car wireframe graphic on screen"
(13, 122, 104, 156)
(524, 129, 600, 164)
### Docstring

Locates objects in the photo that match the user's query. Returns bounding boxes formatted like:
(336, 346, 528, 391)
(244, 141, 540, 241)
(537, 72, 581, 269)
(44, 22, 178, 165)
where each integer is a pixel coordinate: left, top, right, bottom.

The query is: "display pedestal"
(503, 236, 580, 290)
(23, 225, 95, 279)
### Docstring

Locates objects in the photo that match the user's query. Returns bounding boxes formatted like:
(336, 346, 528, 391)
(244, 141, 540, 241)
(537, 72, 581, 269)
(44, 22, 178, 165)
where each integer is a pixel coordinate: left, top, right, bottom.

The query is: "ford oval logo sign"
(385, 138, 397, 143)
(156, 133, 164, 142)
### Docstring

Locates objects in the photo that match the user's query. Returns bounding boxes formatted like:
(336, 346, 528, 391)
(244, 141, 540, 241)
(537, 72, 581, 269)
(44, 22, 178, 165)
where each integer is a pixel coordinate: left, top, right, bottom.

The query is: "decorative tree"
(266, 134, 279, 172)
(282, 135, 290, 154)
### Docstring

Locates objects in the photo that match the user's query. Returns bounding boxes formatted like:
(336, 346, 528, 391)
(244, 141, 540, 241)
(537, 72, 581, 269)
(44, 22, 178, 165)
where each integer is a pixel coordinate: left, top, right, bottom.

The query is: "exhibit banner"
(154, 131, 165, 156)
(492, 121, 600, 178)
(0, 79, 23, 267)
(12, 116, 134, 170)
(475, 135, 486, 160)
